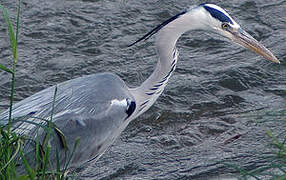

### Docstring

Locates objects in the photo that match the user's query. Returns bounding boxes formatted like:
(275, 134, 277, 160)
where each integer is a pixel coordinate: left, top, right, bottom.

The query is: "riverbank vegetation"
(0, 1, 75, 179)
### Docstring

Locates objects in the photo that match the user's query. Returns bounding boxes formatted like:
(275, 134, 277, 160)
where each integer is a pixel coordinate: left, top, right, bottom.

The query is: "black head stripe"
(203, 5, 233, 24)
(128, 10, 187, 47)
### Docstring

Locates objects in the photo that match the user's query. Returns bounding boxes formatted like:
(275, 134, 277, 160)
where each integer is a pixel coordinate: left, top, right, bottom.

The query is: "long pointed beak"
(231, 28, 280, 63)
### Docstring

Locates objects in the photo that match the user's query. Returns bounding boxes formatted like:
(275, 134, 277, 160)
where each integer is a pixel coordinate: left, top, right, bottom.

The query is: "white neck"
(129, 7, 208, 119)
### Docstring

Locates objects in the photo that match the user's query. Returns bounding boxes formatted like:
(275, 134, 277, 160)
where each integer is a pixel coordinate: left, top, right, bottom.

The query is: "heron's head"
(201, 4, 279, 63)
(129, 4, 279, 64)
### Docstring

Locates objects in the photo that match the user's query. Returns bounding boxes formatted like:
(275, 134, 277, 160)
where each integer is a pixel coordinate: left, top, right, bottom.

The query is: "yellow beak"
(231, 28, 280, 63)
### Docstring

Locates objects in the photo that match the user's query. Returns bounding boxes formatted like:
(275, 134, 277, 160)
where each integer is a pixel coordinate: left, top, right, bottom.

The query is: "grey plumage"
(1, 73, 135, 170)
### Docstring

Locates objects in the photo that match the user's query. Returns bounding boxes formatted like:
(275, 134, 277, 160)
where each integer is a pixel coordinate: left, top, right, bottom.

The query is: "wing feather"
(0, 72, 136, 170)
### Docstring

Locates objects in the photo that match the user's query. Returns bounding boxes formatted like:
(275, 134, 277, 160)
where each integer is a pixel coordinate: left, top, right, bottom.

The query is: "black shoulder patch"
(203, 5, 233, 24)
(126, 99, 136, 118)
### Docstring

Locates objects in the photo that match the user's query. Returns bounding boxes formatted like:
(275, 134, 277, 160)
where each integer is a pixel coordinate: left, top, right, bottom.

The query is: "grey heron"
(0, 3, 279, 173)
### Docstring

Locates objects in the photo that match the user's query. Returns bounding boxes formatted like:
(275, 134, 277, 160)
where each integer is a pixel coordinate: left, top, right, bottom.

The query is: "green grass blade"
(0, 4, 17, 61)
(15, 175, 29, 180)
(35, 136, 41, 171)
(62, 137, 80, 178)
(53, 125, 68, 150)
(15, 0, 21, 46)
(50, 86, 58, 123)
(0, 63, 13, 73)
(20, 150, 36, 180)
(0, 138, 22, 172)
(41, 145, 51, 180)
(276, 174, 286, 180)
(55, 148, 61, 180)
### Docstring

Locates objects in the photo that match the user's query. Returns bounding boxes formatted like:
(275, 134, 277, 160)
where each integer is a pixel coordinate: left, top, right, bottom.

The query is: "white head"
(197, 4, 279, 63)
(130, 4, 279, 64)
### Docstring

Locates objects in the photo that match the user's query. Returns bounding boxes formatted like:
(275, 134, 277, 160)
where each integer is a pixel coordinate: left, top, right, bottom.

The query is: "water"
(0, 0, 285, 179)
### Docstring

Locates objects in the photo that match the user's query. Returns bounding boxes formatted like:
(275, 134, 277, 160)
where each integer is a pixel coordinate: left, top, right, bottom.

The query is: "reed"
(0, 1, 77, 179)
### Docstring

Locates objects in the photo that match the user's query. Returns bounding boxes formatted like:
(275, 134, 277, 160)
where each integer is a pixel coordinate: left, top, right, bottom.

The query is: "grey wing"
(0, 72, 136, 168)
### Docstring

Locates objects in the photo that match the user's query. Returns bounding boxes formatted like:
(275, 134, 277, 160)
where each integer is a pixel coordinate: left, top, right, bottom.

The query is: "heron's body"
(0, 3, 279, 173)
(1, 73, 135, 169)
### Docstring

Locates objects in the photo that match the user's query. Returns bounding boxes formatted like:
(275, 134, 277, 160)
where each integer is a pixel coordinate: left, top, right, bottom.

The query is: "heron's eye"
(221, 22, 231, 31)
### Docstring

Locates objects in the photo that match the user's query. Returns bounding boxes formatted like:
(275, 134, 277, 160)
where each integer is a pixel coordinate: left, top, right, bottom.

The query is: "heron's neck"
(130, 9, 205, 118)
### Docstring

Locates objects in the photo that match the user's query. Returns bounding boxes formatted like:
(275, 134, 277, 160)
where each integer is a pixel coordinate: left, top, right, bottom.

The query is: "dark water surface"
(0, 0, 285, 179)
